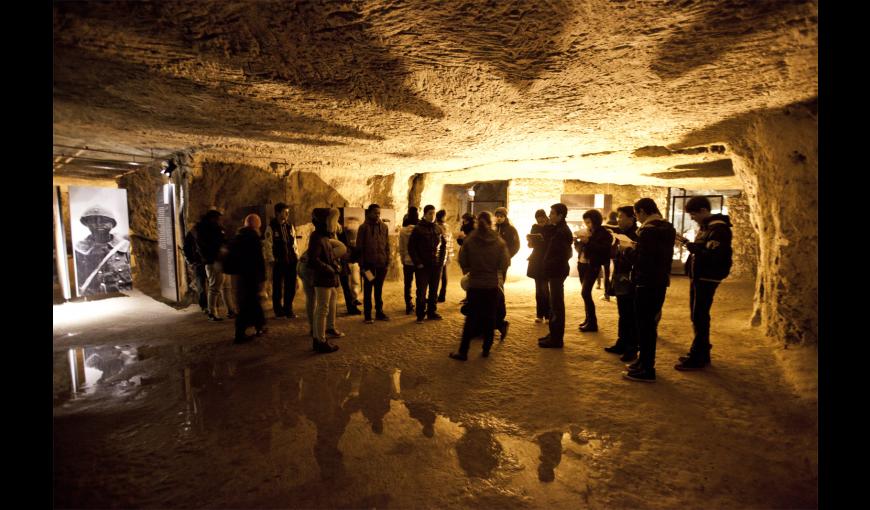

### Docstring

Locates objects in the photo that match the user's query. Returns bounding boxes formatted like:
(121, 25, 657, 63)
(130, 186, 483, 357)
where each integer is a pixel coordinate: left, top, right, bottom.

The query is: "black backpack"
(182, 230, 202, 265)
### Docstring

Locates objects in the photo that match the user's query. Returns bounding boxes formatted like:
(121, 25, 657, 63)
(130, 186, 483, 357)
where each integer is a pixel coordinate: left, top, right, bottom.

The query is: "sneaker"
(286, 311, 298, 319)
(679, 345, 712, 365)
(325, 328, 345, 338)
(535, 317, 543, 323)
(208, 314, 224, 322)
(538, 334, 551, 342)
(346, 308, 362, 316)
(449, 352, 468, 361)
(416, 318, 425, 324)
(604, 344, 625, 354)
(538, 338, 564, 348)
(375, 313, 390, 321)
(623, 369, 655, 382)
(674, 357, 708, 371)
(481, 349, 490, 358)
(427, 313, 443, 321)
(364, 318, 374, 325)
(579, 322, 598, 333)
(255, 328, 269, 337)
(620, 350, 638, 363)
(273, 311, 285, 319)
(498, 321, 509, 341)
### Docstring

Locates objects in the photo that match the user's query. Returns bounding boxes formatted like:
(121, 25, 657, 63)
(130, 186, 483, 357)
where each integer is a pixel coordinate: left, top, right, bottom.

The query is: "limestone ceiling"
(53, 0, 817, 188)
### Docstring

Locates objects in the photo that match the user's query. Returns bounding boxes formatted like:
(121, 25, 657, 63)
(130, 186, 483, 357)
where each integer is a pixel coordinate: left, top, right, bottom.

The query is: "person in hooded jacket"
(307, 208, 344, 354)
(435, 209, 454, 303)
(493, 207, 520, 339)
(449, 211, 510, 360)
(623, 198, 676, 382)
(409, 205, 443, 322)
(573, 209, 613, 333)
(195, 208, 235, 321)
(398, 207, 419, 314)
(673, 196, 733, 370)
(526, 209, 552, 323)
(224, 214, 267, 344)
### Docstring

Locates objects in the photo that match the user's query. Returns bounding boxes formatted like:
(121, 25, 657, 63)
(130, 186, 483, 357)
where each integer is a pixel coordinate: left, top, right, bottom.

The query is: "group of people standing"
(183, 194, 733, 383)
(521, 196, 732, 381)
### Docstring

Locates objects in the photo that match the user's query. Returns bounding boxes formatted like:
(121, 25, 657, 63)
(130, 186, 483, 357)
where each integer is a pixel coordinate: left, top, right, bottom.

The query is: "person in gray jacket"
(449, 211, 510, 360)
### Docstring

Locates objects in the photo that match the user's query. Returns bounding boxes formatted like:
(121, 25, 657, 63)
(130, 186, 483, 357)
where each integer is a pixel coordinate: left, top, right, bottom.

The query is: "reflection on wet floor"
(54, 350, 613, 508)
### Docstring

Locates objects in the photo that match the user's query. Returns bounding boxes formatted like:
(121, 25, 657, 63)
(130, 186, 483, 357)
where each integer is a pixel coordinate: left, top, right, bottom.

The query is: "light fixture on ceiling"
(467, 188, 476, 200)
(161, 159, 177, 177)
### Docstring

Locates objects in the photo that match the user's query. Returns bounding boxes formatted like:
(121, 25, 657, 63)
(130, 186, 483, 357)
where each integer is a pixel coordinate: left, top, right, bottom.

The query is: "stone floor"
(53, 272, 817, 509)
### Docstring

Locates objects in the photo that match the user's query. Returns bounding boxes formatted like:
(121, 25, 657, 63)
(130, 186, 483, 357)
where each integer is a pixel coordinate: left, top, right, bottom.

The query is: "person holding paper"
(622, 198, 676, 382)
(573, 209, 613, 333)
(673, 196, 733, 371)
(603, 206, 640, 361)
(526, 209, 552, 323)
(538, 203, 575, 349)
(356, 204, 391, 324)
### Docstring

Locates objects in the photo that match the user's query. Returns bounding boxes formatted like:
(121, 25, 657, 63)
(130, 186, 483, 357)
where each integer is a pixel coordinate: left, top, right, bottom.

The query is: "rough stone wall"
(563, 180, 670, 217)
(728, 104, 818, 345)
(117, 166, 165, 299)
(724, 193, 758, 280)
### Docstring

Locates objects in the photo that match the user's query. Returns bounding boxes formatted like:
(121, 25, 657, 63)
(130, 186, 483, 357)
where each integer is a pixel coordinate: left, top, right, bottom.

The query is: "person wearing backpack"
(673, 196, 733, 371)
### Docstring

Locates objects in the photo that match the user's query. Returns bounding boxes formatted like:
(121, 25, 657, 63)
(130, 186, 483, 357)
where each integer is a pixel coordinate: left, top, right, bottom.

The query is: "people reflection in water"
(536, 431, 563, 482)
(456, 427, 502, 478)
(355, 367, 393, 434)
(405, 401, 437, 438)
(301, 370, 354, 480)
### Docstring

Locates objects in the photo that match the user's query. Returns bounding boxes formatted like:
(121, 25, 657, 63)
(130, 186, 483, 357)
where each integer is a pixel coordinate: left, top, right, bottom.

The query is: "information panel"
(157, 184, 179, 302)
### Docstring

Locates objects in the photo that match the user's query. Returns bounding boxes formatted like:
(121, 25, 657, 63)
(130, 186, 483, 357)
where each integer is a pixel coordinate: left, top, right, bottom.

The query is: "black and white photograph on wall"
(69, 186, 133, 297)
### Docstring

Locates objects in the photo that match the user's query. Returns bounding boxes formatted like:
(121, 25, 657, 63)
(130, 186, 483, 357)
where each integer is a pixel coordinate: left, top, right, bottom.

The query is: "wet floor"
(53, 277, 817, 509)
(54, 343, 615, 509)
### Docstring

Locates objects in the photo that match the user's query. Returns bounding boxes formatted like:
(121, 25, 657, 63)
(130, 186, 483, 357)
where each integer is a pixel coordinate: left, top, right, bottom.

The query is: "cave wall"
(563, 180, 670, 216)
(724, 193, 758, 280)
(117, 166, 166, 299)
(728, 104, 817, 345)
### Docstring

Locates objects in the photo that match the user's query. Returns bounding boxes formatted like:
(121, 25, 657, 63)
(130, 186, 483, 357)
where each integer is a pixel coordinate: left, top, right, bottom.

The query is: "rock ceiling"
(53, 0, 817, 189)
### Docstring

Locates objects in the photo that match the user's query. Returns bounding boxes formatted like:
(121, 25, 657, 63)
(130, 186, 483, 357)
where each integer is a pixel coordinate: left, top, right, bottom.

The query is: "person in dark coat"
(449, 211, 510, 360)
(307, 208, 343, 354)
(526, 209, 552, 323)
(538, 203, 575, 348)
(435, 209, 453, 303)
(356, 204, 391, 323)
(674, 196, 733, 370)
(623, 198, 676, 382)
(455, 213, 475, 246)
(264, 202, 299, 319)
(223, 214, 267, 344)
(493, 207, 520, 339)
(195, 208, 234, 321)
(573, 209, 613, 332)
(409, 205, 443, 322)
(603, 206, 640, 361)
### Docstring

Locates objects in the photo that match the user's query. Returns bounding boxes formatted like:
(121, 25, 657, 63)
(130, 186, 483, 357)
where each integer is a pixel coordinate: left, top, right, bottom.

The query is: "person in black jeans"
(398, 208, 419, 314)
(264, 203, 299, 319)
(603, 206, 639, 361)
(409, 205, 443, 323)
(674, 196, 733, 370)
(223, 214, 267, 344)
(435, 209, 453, 303)
(574, 209, 612, 333)
(449, 211, 510, 360)
(623, 198, 676, 382)
(538, 203, 574, 349)
(526, 209, 552, 323)
(356, 204, 391, 324)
